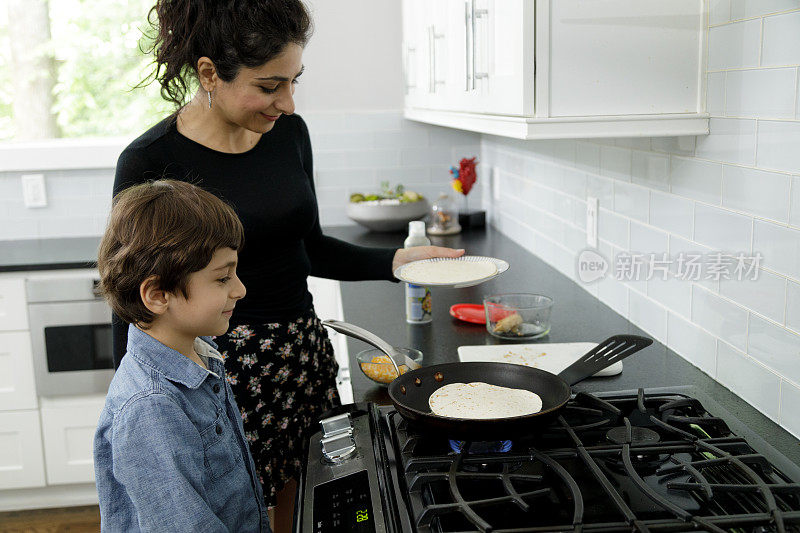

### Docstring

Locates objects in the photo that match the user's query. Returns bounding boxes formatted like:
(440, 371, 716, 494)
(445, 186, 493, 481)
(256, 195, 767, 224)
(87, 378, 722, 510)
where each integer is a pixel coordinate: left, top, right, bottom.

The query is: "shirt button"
(216, 425, 222, 435)
(213, 384, 221, 394)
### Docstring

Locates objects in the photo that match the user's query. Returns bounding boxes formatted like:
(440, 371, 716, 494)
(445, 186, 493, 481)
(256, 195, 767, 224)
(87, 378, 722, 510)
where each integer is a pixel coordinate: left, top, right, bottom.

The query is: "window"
(0, 0, 172, 142)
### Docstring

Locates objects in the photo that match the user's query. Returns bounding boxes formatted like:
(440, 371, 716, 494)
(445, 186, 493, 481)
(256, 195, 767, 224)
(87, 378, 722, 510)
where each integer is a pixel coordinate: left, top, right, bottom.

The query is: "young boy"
(93, 180, 270, 532)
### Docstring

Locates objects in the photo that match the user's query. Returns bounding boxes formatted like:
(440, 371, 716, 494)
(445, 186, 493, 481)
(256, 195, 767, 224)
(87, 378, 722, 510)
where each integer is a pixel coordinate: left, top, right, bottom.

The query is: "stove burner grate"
(387, 388, 800, 533)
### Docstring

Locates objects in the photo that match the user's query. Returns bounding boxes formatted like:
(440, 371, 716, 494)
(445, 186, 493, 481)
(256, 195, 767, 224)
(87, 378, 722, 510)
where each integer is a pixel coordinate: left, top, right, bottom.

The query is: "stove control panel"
(301, 406, 387, 533)
(312, 470, 375, 533)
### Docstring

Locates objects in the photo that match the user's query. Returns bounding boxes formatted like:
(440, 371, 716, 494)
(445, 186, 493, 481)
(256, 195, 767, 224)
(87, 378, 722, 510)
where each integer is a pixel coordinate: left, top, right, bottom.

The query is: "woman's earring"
(207, 90, 212, 109)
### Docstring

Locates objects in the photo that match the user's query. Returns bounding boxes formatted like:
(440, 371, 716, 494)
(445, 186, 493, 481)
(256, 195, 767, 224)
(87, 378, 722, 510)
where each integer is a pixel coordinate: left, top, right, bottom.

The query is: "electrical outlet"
(492, 167, 501, 201)
(22, 174, 47, 208)
(586, 196, 599, 248)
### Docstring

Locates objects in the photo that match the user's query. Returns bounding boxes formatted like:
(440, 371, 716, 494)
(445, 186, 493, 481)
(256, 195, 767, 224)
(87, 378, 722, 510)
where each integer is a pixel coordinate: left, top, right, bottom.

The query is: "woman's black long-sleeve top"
(111, 113, 396, 365)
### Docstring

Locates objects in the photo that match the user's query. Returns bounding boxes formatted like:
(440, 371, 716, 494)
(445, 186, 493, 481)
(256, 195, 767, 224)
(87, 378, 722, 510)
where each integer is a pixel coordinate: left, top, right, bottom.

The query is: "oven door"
(28, 299, 114, 396)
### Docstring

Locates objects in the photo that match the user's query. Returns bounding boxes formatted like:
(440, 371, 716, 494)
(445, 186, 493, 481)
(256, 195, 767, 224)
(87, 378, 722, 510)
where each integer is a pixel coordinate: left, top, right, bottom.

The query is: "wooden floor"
(0, 506, 100, 533)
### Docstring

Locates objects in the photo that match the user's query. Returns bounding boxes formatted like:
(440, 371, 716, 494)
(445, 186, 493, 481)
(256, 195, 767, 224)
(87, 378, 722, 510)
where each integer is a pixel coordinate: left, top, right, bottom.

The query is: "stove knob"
(320, 413, 353, 438)
(320, 433, 357, 464)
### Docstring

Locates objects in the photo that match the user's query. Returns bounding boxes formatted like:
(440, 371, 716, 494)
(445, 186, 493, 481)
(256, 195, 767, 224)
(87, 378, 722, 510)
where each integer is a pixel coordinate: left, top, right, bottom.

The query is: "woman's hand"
(392, 246, 466, 273)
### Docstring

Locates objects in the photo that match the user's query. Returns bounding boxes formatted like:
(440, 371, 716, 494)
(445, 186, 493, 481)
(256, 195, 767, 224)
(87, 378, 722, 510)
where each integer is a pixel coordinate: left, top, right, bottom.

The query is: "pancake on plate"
(402, 259, 497, 284)
(428, 382, 543, 419)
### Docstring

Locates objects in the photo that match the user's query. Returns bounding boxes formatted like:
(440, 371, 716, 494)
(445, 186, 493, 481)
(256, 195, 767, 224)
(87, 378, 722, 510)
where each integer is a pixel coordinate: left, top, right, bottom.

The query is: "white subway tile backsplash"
(587, 175, 614, 209)
(722, 165, 791, 222)
(629, 289, 667, 344)
(614, 182, 649, 222)
(667, 312, 718, 376)
(575, 142, 600, 174)
(730, 0, 800, 19)
(648, 275, 692, 318)
(670, 156, 723, 204)
(598, 272, 630, 317)
(311, 132, 375, 151)
(780, 380, 800, 439)
(347, 149, 400, 168)
(651, 137, 696, 156)
(372, 130, 430, 149)
(615, 138, 652, 151)
(716, 341, 781, 420)
(630, 221, 668, 254)
(720, 267, 787, 323)
(707, 19, 761, 70)
(753, 220, 800, 279)
(344, 112, 404, 132)
(315, 168, 375, 190)
(707, 72, 726, 117)
(725, 68, 797, 119)
(792, 176, 800, 227)
(0, 217, 38, 241)
(709, 0, 731, 25)
(691, 285, 749, 351)
(693, 204, 753, 251)
(669, 235, 719, 293)
(631, 152, 669, 191)
(598, 208, 629, 248)
(649, 191, 694, 239)
(550, 140, 577, 166)
(762, 11, 800, 66)
(376, 166, 433, 186)
(756, 120, 800, 173)
(599, 145, 632, 182)
(788, 280, 800, 332)
(748, 314, 800, 383)
(695, 118, 757, 166)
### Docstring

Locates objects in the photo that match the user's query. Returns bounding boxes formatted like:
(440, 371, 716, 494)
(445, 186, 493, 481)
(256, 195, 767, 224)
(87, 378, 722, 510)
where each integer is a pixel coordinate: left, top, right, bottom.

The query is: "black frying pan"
(322, 320, 652, 440)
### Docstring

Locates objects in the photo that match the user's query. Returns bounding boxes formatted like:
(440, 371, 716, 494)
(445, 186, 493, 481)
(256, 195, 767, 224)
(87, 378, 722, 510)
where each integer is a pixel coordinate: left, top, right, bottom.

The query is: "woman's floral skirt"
(214, 308, 340, 506)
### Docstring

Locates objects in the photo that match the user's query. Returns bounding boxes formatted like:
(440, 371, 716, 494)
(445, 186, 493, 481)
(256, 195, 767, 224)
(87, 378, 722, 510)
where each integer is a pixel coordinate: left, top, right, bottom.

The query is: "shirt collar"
(127, 324, 223, 389)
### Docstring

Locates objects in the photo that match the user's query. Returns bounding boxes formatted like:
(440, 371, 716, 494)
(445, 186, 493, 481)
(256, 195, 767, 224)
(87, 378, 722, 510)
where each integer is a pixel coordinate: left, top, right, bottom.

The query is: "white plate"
(393, 256, 509, 288)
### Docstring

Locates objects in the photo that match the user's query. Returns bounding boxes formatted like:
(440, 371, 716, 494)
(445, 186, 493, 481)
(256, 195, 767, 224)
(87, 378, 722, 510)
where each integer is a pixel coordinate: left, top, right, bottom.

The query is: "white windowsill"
(0, 137, 133, 172)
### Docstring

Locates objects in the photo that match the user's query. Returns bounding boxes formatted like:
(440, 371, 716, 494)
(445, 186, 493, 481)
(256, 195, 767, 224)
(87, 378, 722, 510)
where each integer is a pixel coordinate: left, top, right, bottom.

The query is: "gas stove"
(296, 387, 800, 532)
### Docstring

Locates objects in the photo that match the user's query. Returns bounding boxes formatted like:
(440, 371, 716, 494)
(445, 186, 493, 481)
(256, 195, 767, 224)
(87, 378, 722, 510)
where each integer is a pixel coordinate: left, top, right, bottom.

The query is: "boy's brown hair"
(97, 179, 244, 326)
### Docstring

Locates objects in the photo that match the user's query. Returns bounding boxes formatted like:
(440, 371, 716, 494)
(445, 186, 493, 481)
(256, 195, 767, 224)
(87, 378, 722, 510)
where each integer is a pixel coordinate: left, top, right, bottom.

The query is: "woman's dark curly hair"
(142, 0, 312, 108)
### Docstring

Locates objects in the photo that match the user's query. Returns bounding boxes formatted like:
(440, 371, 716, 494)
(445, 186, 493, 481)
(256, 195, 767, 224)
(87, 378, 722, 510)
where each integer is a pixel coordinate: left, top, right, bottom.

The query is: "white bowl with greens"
(346, 182, 428, 232)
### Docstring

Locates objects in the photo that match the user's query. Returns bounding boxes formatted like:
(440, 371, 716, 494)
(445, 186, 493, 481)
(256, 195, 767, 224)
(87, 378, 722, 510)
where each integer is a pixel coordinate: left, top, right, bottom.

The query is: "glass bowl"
(356, 347, 422, 386)
(483, 293, 553, 340)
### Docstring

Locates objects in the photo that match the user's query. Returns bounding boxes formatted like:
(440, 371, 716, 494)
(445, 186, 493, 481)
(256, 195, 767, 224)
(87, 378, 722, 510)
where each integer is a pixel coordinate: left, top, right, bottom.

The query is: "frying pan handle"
(321, 319, 402, 376)
(557, 334, 653, 386)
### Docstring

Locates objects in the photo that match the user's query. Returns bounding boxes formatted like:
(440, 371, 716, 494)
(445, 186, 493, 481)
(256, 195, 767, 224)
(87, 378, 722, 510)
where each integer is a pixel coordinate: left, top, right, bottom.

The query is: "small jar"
(428, 193, 461, 235)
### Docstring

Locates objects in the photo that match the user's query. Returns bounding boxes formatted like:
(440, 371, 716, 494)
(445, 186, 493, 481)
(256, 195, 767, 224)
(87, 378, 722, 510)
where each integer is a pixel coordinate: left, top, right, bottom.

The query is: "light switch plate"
(586, 196, 599, 248)
(22, 174, 47, 208)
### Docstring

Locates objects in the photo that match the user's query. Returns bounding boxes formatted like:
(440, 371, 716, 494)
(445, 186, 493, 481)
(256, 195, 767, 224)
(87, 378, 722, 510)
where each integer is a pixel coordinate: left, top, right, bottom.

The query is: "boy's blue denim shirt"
(94, 324, 270, 532)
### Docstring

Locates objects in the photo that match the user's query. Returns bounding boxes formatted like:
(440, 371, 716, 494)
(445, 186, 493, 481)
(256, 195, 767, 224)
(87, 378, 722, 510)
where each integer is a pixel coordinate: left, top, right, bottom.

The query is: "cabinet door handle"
(464, 1, 471, 91)
(428, 25, 434, 93)
(429, 25, 445, 93)
(472, 4, 489, 86)
(404, 45, 416, 92)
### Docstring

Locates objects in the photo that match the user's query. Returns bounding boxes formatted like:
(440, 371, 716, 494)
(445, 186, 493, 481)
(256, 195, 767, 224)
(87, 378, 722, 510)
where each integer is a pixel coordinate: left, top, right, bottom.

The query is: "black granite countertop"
(0, 237, 100, 272)
(323, 225, 800, 467)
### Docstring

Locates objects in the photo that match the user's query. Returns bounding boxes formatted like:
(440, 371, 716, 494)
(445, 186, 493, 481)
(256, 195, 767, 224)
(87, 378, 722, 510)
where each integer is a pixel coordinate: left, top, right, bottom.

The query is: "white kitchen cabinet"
(0, 278, 28, 331)
(0, 331, 37, 411)
(0, 410, 46, 490)
(306, 277, 352, 404)
(40, 395, 104, 485)
(403, 0, 708, 139)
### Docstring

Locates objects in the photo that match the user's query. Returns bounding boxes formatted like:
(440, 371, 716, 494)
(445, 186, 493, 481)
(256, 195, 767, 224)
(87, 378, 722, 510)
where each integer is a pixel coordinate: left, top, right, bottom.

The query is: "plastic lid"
(409, 220, 426, 236)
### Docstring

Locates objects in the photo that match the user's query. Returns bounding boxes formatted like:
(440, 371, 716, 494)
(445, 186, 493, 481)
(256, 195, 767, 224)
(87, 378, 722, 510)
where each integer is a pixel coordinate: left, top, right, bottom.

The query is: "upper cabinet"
(402, 0, 708, 140)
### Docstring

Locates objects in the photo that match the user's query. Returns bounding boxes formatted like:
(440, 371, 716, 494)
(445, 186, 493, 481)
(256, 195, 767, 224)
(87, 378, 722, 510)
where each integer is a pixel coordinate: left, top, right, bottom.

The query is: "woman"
(112, 0, 463, 530)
